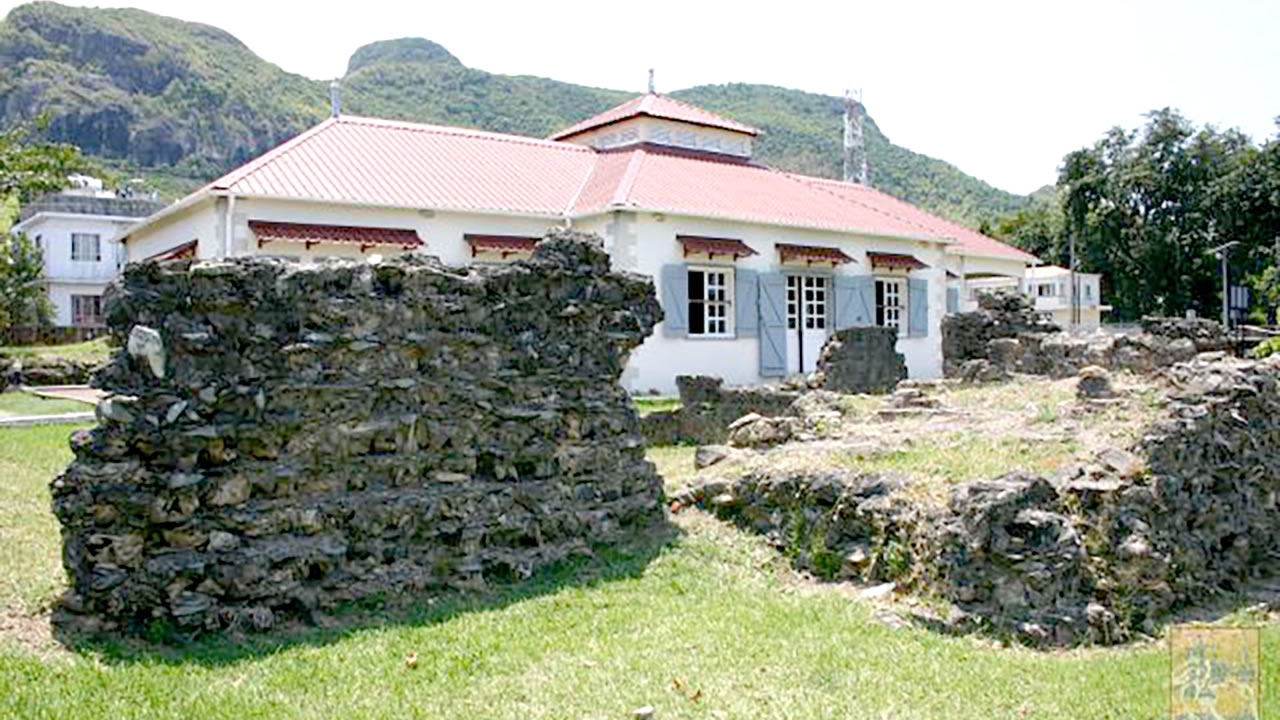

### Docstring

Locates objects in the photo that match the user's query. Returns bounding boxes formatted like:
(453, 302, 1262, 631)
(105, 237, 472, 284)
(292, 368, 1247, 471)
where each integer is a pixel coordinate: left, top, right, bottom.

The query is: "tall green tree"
(1057, 109, 1261, 320)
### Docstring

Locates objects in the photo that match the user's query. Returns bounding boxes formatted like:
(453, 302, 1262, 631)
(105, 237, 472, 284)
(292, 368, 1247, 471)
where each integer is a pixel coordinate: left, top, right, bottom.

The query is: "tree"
(0, 117, 85, 334)
(0, 233, 52, 330)
(0, 116, 82, 202)
(1055, 109, 1262, 321)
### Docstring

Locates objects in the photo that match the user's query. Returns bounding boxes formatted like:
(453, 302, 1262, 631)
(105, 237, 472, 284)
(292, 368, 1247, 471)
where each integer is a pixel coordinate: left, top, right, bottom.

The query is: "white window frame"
(786, 273, 829, 331)
(875, 276, 908, 337)
(70, 233, 101, 262)
(71, 294, 103, 327)
(687, 265, 735, 338)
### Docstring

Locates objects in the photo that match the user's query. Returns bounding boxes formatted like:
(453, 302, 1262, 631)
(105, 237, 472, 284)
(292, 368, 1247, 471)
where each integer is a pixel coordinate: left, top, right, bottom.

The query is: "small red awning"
(250, 221, 422, 251)
(867, 251, 929, 270)
(777, 243, 855, 265)
(465, 234, 538, 257)
(677, 235, 758, 259)
(146, 240, 197, 261)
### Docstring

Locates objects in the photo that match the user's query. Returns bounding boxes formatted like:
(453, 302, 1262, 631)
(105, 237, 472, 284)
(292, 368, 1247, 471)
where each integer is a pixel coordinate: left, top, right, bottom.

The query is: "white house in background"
(10, 175, 164, 330)
(961, 265, 1110, 329)
(120, 93, 1039, 393)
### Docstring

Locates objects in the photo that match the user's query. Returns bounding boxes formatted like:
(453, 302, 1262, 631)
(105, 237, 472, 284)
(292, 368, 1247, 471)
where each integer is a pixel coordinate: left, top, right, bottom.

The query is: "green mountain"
(0, 3, 1030, 225)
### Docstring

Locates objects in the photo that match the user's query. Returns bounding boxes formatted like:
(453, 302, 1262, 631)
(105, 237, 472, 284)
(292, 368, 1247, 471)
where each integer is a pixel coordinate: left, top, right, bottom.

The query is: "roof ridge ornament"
(648, 68, 655, 94)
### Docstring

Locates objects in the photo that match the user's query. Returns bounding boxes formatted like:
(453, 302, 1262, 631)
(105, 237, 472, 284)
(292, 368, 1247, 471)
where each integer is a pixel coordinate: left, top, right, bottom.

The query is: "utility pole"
(1208, 240, 1240, 327)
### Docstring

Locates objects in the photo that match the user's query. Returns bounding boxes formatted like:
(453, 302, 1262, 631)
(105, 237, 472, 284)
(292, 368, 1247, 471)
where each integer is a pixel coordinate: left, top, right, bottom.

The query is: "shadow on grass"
(51, 519, 682, 667)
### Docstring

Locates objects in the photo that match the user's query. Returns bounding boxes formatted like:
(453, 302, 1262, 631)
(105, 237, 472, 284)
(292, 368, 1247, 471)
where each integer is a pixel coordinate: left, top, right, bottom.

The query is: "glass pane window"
(71, 294, 103, 326)
(803, 276, 827, 329)
(687, 267, 733, 337)
(875, 278, 905, 334)
(786, 276, 799, 329)
(71, 233, 101, 262)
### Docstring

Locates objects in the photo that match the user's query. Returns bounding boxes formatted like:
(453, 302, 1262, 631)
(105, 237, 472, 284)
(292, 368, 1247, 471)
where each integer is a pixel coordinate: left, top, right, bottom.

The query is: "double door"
(784, 274, 829, 375)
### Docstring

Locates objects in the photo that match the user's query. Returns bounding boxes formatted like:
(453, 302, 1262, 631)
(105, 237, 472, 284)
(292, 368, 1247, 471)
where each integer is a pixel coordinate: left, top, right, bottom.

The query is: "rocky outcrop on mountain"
(51, 230, 666, 639)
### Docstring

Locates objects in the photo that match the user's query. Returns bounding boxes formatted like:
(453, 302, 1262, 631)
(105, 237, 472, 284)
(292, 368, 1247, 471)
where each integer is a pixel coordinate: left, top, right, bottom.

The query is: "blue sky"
(3, 0, 1277, 196)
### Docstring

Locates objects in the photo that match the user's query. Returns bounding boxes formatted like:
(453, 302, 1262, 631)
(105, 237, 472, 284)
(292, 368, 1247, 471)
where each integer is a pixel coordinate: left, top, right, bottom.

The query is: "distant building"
(958, 264, 1111, 329)
(10, 175, 164, 331)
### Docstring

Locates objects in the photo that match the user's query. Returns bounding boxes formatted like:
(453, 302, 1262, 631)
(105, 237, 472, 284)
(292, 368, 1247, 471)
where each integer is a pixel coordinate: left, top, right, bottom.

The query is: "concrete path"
(23, 385, 105, 405)
(0, 412, 94, 428)
(0, 385, 100, 428)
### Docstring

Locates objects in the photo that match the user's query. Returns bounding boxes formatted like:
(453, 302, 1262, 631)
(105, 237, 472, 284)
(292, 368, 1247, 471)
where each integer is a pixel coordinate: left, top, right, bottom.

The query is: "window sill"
(684, 333, 739, 341)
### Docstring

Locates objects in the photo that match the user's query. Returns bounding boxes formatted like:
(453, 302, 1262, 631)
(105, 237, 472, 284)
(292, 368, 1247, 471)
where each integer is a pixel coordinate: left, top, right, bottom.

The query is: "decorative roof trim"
(867, 251, 929, 270)
(677, 235, 758, 260)
(249, 220, 422, 251)
(465, 234, 538, 257)
(777, 243, 855, 266)
(144, 240, 198, 261)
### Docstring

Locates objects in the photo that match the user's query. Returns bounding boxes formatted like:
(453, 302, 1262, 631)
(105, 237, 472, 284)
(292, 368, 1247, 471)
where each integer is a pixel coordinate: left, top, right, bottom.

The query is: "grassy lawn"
(632, 396, 681, 417)
(0, 392, 93, 419)
(0, 337, 112, 364)
(0, 431, 1276, 718)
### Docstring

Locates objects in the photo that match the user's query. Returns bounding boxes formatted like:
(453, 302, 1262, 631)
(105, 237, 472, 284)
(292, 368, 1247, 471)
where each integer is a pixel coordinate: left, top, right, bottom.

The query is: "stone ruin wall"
(942, 290, 1231, 380)
(51, 231, 665, 637)
(678, 355, 1280, 646)
(639, 327, 904, 445)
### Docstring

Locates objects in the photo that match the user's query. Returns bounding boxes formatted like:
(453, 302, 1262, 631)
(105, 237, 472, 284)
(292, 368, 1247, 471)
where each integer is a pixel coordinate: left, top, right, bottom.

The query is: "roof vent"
(330, 80, 342, 118)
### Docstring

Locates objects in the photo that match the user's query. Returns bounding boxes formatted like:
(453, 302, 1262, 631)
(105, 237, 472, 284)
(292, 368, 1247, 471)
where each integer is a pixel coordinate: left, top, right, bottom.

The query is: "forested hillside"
(0, 3, 1030, 224)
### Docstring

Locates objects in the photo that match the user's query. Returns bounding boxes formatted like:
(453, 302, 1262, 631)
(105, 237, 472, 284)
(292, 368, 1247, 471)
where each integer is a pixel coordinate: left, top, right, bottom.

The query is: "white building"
(10, 176, 163, 331)
(959, 265, 1110, 329)
(121, 94, 1039, 393)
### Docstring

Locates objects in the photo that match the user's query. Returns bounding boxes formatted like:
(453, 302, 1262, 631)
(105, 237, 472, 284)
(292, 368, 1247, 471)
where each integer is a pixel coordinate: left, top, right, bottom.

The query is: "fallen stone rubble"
(51, 230, 666, 638)
(942, 290, 1231, 378)
(678, 354, 1280, 646)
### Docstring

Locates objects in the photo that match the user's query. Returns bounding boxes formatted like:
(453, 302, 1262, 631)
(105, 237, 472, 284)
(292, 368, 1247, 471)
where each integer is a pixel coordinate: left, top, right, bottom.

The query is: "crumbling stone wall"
(679, 355, 1280, 646)
(638, 375, 800, 445)
(51, 231, 665, 637)
(1, 354, 102, 390)
(944, 290, 1231, 378)
(813, 327, 905, 394)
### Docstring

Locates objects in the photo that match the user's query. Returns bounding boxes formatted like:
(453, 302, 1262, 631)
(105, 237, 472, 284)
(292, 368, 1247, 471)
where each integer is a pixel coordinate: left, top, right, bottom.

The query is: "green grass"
(1, 432, 1278, 719)
(0, 337, 113, 364)
(0, 392, 93, 418)
(632, 396, 681, 417)
(837, 432, 1080, 488)
(0, 425, 86, 615)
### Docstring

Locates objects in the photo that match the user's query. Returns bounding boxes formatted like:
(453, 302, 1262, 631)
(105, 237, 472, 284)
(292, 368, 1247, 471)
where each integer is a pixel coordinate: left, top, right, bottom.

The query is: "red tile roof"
(249, 220, 422, 248)
(797, 176, 1038, 263)
(217, 116, 596, 216)
(550, 93, 759, 140)
(576, 147, 938, 238)
(132, 104, 1034, 265)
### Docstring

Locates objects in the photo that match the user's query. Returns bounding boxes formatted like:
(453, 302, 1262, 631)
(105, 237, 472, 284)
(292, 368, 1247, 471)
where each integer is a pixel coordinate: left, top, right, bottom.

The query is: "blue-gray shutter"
(832, 275, 857, 329)
(908, 277, 928, 337)
(735, 268, 759, 337)
(946, 287, 959, 314)
(660, 264, 688, 337)
(834, 274, 877, 327)
(759, 272, 787, 377)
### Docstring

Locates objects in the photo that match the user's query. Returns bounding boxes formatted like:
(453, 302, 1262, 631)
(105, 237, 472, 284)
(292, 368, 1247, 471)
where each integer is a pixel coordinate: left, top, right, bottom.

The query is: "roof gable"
(550, 93, 759, 141)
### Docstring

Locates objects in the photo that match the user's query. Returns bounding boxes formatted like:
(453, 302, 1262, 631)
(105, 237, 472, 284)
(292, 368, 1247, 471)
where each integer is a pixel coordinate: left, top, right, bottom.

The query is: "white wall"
(607, 211, 946, 394)
(124, 198, 219, 263)
(563, 117, 753, 158)
(18, 213, 137, 327)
